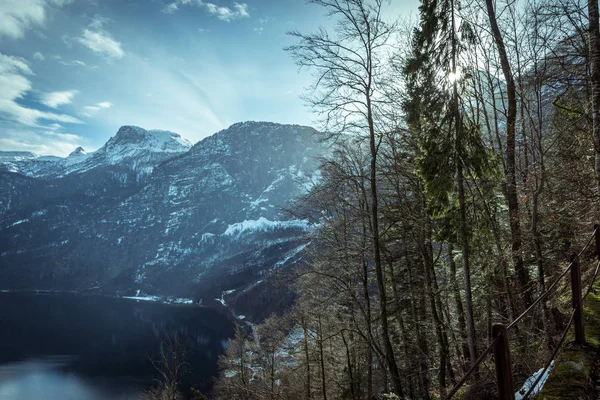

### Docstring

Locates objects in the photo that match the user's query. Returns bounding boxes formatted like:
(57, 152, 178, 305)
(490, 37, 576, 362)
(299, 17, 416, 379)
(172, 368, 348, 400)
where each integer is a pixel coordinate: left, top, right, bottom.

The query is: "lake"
(0, 292, 235, 399)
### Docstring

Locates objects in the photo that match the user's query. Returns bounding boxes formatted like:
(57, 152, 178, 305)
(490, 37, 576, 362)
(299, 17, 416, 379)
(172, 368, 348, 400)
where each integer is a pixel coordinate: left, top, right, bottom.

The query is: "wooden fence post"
(570, 252, 585, 345)
(493, 324, 515, 400)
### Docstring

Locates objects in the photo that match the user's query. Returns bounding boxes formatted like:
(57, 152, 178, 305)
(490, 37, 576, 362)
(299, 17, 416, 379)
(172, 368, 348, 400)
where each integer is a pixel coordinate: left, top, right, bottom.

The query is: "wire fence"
(445, 224, 600, 400)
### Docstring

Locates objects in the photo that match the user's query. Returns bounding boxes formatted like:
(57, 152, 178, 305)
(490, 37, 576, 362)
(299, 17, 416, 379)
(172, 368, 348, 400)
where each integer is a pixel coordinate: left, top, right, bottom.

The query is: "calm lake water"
(0, 292, 235, 399)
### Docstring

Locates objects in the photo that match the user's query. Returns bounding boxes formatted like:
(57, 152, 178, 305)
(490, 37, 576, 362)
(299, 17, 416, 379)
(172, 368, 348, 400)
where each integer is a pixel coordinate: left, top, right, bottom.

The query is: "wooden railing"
(445, 224, 600, 400)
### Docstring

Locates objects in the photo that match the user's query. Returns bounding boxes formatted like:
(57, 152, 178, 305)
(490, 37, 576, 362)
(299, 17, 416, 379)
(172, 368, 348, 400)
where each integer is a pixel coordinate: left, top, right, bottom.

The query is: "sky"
(0, 0, 418, 156)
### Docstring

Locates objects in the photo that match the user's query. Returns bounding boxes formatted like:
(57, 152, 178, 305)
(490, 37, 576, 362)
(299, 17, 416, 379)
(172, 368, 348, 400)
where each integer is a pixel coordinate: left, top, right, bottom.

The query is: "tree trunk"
(451, 0, 478, 366)
(366, 91, 403, 396)
(590, 0, 600, 195)
(484, 0, 533, 309)
(301, 316, 311, 400)
(421, 203, 447, 398)
(447, 243, 468, 362)
(318, 316, 327, 400)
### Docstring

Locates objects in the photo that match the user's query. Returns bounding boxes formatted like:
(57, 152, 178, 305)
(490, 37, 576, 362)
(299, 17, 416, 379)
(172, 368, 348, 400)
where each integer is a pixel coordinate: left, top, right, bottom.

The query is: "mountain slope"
(0, 122, 324, 317)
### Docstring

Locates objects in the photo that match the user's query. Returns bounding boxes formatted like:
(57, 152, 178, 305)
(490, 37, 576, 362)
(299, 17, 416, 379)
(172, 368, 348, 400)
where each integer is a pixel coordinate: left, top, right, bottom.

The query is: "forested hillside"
(214, 0, 600, 398)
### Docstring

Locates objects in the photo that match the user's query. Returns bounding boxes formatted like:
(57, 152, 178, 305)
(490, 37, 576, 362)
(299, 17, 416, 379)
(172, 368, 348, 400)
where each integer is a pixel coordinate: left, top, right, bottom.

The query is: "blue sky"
(0, 0, 418, 156)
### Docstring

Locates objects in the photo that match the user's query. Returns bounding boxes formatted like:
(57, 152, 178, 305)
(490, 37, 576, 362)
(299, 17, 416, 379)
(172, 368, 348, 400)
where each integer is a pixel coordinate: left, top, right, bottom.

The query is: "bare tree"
(589, 0, 600, 195)
(286, 0, 404, 396)
(140, 336, 189, 400)
(484, 0, 534, 309)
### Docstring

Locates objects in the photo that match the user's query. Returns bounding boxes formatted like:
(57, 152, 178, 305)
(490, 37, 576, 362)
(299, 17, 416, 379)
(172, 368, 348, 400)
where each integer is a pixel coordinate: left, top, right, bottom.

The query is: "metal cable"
(446, 227, 597, 399)
(583, 260, 600, 300)
(507, 227, 598, 331)
(521, 311, 575, 399)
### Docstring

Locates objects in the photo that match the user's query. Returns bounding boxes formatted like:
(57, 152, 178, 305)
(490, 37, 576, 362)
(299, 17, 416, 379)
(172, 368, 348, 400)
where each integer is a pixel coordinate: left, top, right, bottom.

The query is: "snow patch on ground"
(123, 295, 161, 302)
(515, 361, 554, 399)
(215, 296, 226, 306)
(122, 294, 195, 305)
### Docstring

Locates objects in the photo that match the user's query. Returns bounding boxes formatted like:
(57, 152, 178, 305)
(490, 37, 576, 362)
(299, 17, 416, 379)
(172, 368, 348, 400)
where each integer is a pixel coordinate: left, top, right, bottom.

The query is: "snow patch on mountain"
(274, 242, 310, 268)
(223, 217, 310, 237)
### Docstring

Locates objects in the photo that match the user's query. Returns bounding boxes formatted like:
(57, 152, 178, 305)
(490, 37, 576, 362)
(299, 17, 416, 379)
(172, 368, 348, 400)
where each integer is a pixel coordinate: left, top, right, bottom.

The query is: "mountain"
(0, 151, 39, 162)
(0, 122, 325, 321)
(0, 126, 192, 179)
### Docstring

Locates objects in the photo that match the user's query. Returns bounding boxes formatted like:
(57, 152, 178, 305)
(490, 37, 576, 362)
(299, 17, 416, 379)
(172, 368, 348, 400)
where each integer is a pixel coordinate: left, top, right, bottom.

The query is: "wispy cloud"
(54, 57, 98, 69)
(0, 0, 73, 39)
(0, 53, 83, 126)
(77, 29, 124, 59)
(163, 0, 250, 22)
(75, 16, 124, 59)
(40, 90, 78, 108)
(60, 59, 85, 66)
(82, 100, 112, 116)
(33, 51, 45, 61)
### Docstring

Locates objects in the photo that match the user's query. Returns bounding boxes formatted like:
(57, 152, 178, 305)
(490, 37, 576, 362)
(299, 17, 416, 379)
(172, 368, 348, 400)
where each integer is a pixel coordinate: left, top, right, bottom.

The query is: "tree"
(484, 0, 534, 311)
(403, 0, 494, 369)
(141, 336, 189, 400)
(286, 0, 404, 396)
(590, 0, 600, 195)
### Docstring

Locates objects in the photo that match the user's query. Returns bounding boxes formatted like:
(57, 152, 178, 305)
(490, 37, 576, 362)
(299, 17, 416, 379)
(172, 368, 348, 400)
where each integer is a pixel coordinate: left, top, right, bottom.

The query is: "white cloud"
(0, 52, 82, 126)
(55, 58, 98, 69)
(41, 90, 78, 108)
(33, 51, 44, 61)
(82, 100, 112, 116)
(233, 3, 249, 18)
(60, 59, 85, 66)
(77, 28, 124, 59)
(75, 17, 124, 60)
(89, 14, 110, 29)
(0, 0, 72, 39)
(0, 125, 84, 157)
(162, 0, 250, 21)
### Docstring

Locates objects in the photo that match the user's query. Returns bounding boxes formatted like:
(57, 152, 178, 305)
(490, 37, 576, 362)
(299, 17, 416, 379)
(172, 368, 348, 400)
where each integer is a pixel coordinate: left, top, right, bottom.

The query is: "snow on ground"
(174, 298, 194, 304)
(123, 295, 161, 302)
(515, 361, 554, 400)
(215, 293, 227, 306)
(122, 294, 195, 305)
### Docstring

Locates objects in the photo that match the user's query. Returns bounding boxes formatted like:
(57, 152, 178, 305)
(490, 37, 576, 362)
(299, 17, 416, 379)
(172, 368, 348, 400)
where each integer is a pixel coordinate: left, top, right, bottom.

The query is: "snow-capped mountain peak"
(106, 126, 192, 154)
(0, 126, 192, 179)
(69, 147, 87, 157)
